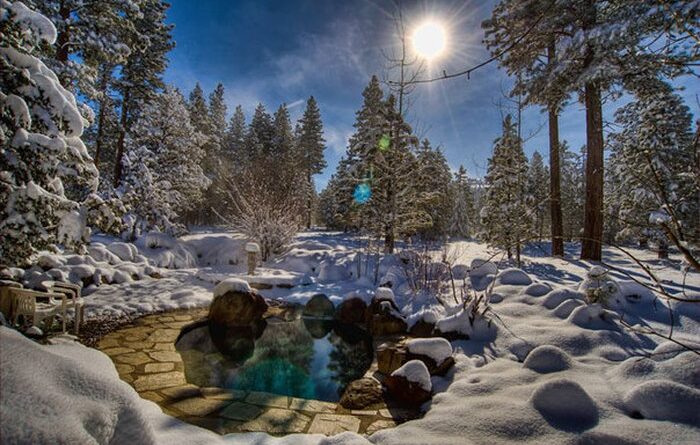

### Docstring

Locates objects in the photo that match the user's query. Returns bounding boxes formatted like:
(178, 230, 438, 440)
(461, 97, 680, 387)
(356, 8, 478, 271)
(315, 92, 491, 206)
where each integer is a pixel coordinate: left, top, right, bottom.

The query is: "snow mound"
(543, 288, 584, 309)
(524, 282, 551, 297)
(568, 304, 617, 330)
(469, 258, 498, 277)
(553, 299, 584, 318)
(407, 338, 453, 364)
(213, 278, 251, 297)
(375, 286, 396, 302)
(0, 327, 157, 444)
(530, 378, 598, 429)
(623, 380, 700, 424)
(107, 242, 139, 262)
(451, 264, 469, 280)
(392, 360, 432, 392)
(135, 233, 196, 269)
(495, 268, 532, 286)
(523, 345, 572, 373)
(318, 262, 350, 283)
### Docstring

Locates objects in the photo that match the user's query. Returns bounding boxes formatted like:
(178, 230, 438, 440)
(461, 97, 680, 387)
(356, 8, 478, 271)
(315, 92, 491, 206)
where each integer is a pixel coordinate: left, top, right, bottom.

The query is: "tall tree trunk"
(55, 1, 71, 86)
(547, 43, 564, 257)
(113, 89, 130, 188)
(306, 172, 312, 229)
(580, 81, 604, 260)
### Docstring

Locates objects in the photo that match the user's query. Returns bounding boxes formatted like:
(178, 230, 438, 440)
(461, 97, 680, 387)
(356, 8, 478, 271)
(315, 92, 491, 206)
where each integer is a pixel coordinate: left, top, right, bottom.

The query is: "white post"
(246, 242, 260, 276)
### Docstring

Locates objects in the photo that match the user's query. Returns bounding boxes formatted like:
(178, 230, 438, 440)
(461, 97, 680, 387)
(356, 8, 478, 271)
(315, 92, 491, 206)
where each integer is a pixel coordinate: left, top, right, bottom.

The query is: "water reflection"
(176, 318, 373, 402)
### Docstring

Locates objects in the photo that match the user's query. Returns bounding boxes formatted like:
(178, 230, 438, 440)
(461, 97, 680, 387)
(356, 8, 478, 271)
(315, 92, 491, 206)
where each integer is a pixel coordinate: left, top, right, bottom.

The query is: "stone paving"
(97, 309, 406, 436)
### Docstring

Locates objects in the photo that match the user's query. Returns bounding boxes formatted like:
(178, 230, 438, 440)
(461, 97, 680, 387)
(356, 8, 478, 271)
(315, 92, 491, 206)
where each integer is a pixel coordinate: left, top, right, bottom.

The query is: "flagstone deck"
(97, 310, 410, 436)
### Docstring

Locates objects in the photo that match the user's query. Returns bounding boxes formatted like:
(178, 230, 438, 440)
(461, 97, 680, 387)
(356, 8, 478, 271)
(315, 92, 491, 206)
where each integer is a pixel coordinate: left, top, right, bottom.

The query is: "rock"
(365, 297, 407, 336)
(406, 338, 455, 376)
(339, 378, 384, 409)
(385, 360, 432, 407)
(307, 413, 361, 435)
(208, 320, 265, 360)
(302, 318, 333, 339)
(524, 345, 572, 373)
(208, 287, 268, 327)
(302, 294, 335, 319)
(335, 297, 367, 325)
(408, 319, 436, 337)
(376, 342, 407, 375)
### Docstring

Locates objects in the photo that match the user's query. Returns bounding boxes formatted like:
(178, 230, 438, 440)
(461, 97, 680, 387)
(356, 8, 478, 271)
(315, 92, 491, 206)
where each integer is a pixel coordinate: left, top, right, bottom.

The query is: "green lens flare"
(378, 134, 390, 151)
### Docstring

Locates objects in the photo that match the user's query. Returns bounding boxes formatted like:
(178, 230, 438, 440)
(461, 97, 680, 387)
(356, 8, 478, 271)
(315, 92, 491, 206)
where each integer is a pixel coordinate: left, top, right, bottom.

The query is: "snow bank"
(530, 378, 598, 429)
(495, 268, 532, 286)
(523, 345, 572, 373)
(213, 278, 252, 297)
(407, 338, 452, 364)
(392, 360, 432, 392)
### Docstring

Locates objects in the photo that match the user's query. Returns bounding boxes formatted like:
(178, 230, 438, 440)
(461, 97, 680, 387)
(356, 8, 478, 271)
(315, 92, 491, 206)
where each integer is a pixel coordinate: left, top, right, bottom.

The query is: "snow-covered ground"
(2, 229, 699, 444)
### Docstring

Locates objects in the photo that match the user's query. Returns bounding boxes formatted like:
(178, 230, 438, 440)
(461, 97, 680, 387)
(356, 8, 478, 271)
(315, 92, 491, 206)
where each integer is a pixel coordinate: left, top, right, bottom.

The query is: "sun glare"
(412, 21, 446, 60)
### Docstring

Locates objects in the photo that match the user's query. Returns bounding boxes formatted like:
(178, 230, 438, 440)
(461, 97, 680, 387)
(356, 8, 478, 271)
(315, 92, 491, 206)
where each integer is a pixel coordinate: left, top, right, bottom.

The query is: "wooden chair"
(43, 281, 84, 334)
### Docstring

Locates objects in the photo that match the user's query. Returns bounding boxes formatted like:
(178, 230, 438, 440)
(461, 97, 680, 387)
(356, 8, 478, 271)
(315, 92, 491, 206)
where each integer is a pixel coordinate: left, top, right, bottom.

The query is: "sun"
(411, 21, 446, 60)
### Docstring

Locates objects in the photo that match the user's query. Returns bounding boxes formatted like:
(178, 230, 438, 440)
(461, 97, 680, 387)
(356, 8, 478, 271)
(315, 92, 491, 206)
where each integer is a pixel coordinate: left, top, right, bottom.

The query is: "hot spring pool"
(176, 317, 374, 403)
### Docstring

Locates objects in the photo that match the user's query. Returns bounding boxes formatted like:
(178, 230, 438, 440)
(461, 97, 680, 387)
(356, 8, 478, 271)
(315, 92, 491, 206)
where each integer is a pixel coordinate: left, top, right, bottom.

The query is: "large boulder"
(335, 297, 367, 325)
(376, 342, 407, 375)
(208, 278, 268, 327)
(385, 360, 432, 407)
(365, 289, 407, 336)
(302, 293, 335, 319)
(339, 377, 384, 409)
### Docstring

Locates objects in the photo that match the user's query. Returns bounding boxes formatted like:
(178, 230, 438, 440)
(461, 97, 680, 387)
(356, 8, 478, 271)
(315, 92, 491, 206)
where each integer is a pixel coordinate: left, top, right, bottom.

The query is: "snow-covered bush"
(1, 1, 99, 266)
(579, 266, 619, 306)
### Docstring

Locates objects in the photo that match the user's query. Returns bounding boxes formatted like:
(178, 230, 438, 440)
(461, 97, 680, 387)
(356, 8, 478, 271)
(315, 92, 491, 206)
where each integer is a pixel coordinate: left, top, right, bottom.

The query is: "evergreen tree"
(415, 139, 453, 240)
(225, 105, 246, 164)
(482, 115, 531, 264)
(609, 78, 696, 258)
(449, 165, 475, 238)
(296, 96, 326, 228)
(527, 151, 550, 240)
(112, 0, 173, 187)
(121, 87, 209, 236)
(244, 103, 274, 164)
(560, 142, 585, 242)
(1, 1, 99, 265)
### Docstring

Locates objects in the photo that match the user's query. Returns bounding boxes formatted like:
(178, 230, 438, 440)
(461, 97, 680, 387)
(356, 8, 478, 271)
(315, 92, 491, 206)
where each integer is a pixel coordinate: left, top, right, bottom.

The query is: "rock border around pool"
(97, 309, 409, 436)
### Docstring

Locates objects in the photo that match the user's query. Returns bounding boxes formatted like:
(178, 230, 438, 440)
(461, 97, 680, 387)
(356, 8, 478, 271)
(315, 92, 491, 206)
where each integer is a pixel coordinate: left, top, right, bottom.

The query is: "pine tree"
(560, 143, 585, 243)
(482, 115, 531, 264)
(225, 105, 246, 165)
(244, 103, 274, 164)
(121, 87, 209, 236)
(1, 1, 99, 265)
(527, 151, 550, 240)
(415, 139, 453, 240)
(449, 165, 475, 238)
(296, 97, 326, 228)
(112, 0, 173, 188)
(609, 78, 696, 258)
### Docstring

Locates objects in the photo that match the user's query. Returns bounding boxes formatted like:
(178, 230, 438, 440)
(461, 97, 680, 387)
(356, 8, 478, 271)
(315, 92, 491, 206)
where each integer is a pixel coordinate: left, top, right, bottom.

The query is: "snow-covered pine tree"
(120, 87, 209, 237)
(296, 96, 326, 228)
(482, 115, 532, 264)
(244, 103, 274, 165)
(1, 0, 100, 266)
(112, 0, 173, 188)
(224, 105, 246, 166)
(609, 78, 696, 258)
(560, 142, 585, 242)
(527, 150, 550, 240)
(449, 165, 475, 238)
(415, 139, 453, 240)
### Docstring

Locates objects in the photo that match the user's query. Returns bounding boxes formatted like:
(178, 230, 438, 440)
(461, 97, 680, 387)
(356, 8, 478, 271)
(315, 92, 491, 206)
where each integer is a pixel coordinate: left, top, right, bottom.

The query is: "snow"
(391, 360, 432, 392)
(495, 267, 532, 286)
(406, 338, 453, 364)
(7, 0, 57, 44)
(213, 278, 252, 297)
(374, 287, 395, 302)
(4, 231, 700, 444)
(245, 242, 261, 253)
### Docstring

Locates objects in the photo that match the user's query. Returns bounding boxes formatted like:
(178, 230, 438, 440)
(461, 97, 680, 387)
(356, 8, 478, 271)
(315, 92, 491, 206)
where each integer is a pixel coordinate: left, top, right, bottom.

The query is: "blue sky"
(164, 0, 699, 190)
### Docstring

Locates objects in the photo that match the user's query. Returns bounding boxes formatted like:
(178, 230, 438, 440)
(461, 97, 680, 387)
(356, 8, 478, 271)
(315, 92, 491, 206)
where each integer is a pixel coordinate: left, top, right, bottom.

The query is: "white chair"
(42, 281, 84, 334)
(7, 287, 66, 333)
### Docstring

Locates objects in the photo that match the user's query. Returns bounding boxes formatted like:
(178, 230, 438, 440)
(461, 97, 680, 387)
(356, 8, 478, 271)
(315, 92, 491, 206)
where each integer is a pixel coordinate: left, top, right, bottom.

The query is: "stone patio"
(97, 309, 408, 436)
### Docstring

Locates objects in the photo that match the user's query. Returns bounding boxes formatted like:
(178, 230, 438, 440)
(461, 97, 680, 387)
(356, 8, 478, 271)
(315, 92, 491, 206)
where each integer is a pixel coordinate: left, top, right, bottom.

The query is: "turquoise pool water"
(177, 318, 373, 402)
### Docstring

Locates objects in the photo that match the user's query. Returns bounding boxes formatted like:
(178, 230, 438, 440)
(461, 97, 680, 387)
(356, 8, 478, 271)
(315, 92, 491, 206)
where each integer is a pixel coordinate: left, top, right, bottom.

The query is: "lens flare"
(412, 21, 446, 60)
(353, 183, 372, 204)
(378, 134, 390, 151)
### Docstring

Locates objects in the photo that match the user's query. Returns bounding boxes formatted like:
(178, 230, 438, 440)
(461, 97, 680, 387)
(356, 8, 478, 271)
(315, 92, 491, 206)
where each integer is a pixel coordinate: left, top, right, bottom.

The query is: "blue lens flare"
(353, 183, 371, 204)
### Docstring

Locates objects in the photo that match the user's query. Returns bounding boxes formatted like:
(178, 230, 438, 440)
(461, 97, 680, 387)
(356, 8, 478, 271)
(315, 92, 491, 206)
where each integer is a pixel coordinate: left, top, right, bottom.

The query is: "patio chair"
(6, 287, 66, 333)
(42, 281, 84, 334)
(0, 280, 23, 319)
